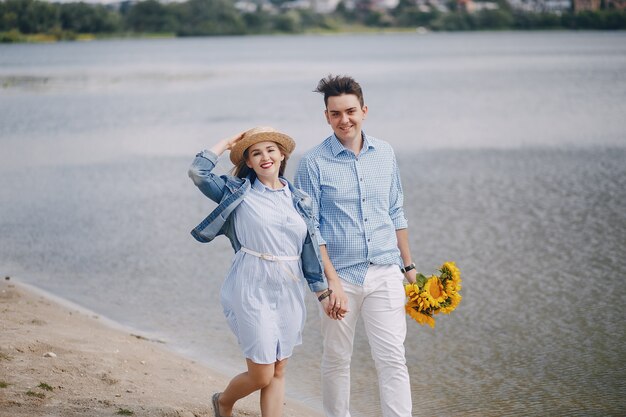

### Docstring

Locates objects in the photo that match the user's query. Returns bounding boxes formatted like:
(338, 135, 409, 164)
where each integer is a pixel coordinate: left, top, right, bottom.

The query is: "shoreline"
(4, 27, 622, 45)
(0, 28, 419, 44)
(0, 278, 323, 417)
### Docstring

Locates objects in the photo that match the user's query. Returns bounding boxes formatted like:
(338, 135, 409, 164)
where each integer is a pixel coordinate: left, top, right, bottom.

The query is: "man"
(295, 74, 417, 417)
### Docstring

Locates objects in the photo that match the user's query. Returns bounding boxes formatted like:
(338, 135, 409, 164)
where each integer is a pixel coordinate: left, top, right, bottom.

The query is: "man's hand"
(404, 268, 418, 284)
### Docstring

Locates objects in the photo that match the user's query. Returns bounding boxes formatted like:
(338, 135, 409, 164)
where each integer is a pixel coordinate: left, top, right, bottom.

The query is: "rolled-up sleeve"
(389, 152, 408, 230)
(188, 150, 227, 203)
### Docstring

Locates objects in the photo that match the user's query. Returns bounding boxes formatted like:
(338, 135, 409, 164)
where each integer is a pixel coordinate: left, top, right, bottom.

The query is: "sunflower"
(404, 261, 462, 327)
(444, 278, 461, 295)
(424, 275, 447, 306)
(405, 282, 421, 299)
(406, 284, 432, 312)
(405, 304, 435, 328)
(441, 262, 461, 285)
(438, 292, 462, 314)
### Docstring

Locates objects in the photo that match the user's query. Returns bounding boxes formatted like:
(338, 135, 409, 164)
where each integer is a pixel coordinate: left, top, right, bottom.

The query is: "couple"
(188, 75, 418, 417)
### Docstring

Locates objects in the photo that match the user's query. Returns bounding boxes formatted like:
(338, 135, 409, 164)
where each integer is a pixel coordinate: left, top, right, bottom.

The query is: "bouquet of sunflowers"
(405, 262, 462, 328)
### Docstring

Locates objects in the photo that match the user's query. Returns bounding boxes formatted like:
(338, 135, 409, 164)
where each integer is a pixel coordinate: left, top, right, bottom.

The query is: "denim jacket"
(188, 150, 327, 293)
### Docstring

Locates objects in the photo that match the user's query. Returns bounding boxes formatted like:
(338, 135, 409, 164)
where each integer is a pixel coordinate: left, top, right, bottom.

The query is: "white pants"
(319, 264, 412, 417)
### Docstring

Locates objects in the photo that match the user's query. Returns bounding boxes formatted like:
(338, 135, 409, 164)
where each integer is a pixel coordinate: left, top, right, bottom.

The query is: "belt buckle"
(261, 253, 275, 261)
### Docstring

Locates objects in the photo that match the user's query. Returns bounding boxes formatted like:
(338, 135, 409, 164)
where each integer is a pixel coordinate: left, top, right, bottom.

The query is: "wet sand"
(0, 279, 323, 417)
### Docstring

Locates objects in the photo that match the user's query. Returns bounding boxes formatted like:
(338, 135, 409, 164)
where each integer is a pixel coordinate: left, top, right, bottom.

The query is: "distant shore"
(0, 279, 323, 417)
(0, 27, 422, 44)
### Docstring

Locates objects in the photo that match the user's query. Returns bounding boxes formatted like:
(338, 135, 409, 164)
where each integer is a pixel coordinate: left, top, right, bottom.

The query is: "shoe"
(212, 392, 226, 417)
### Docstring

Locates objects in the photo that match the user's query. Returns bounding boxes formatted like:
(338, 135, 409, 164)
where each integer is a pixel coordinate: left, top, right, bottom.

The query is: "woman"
(188, 126, 334, 417)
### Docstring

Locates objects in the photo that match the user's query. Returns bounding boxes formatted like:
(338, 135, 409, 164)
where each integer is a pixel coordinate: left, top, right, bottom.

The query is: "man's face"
(325, 94, 368, 144)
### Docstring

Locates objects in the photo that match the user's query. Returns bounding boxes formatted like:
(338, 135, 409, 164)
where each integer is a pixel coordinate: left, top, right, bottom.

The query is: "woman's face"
(245, 141, 284, 181)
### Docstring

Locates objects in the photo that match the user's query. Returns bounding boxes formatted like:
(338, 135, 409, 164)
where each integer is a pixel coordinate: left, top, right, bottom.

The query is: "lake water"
(1, 32, 625, 416)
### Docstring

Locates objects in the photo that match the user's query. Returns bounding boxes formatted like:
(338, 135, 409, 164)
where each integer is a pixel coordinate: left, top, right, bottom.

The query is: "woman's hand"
(223, 131, 245, 151)
(209, 131, 246, 156)
(318, 296, 333, 319)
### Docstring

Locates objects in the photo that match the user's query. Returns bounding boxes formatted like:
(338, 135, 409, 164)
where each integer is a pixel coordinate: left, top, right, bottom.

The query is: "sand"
(0, 279, 323, 417)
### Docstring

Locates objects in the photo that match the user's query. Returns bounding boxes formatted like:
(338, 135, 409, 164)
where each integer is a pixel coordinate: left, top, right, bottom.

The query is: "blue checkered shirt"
(295, 133, 408, 286)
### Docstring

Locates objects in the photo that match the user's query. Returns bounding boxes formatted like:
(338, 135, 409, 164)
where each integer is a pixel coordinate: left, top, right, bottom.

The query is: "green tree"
(393, 0, 440, 28)
(273, 10, 302, 32)
(0, 2, 18, 31)
(242, 8, 273, 33)
(431, 11, 476, 30)
(177, 0, 245, 36)
(59, 3, 120, 33)
(334, 0, 357, 23)
(2, 0, 58, 33)
(475, 8, 513, 29)
(364, 9, 393, 26)
(602, 10, 626, 29)
(124, 0, 178, 33)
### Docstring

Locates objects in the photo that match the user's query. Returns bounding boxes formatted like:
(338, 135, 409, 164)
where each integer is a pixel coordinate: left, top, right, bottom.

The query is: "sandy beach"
(0, 279, 323, 417)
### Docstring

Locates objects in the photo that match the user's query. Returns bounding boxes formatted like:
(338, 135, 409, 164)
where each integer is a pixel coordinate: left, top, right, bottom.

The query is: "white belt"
(240, 247, 299, 262)
(239, 247, 300, 282)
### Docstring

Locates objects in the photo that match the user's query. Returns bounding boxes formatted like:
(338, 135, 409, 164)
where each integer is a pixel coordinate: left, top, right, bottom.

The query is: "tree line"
(1, 0, 625, 42)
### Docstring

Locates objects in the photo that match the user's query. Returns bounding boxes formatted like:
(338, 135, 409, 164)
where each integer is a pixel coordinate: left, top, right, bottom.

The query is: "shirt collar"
(330, 131, 375, 157)
(252, 177, 290, 196)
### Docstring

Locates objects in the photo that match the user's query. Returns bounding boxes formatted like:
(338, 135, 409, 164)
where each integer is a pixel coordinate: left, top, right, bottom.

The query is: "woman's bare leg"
(217, 359, 275, 416)
(260, 359, 288, 417)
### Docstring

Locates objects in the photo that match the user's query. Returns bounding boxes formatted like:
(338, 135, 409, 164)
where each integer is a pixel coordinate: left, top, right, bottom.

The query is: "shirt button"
(364, 218, 368, 222)
(367, 238, 371, 242)
(360, 178, 363, 181)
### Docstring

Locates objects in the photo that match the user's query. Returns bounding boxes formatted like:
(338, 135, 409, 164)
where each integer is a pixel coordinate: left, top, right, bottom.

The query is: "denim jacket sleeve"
(289, 183, 328, 293)
(188, 150, 227, 203)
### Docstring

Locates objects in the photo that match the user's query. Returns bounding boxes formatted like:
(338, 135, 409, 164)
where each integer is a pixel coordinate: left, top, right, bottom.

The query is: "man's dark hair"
(314, 74, 365, 108)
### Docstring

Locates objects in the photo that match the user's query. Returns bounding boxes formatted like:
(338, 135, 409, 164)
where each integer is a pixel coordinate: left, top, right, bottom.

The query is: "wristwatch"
(400, 263, 416, 273)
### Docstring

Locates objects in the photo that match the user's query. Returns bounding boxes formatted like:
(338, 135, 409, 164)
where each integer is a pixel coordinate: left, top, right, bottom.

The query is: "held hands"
(317, 246, 347, 320)
(327, 280, 349, 320)
(316, 279, 348, 320)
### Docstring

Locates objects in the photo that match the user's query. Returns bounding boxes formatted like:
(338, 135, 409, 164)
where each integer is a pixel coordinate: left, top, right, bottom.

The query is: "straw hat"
(230, 126, 296, 165)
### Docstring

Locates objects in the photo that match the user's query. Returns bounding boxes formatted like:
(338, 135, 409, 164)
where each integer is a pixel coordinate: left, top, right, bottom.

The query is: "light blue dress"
(220, 179, 308, 364)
